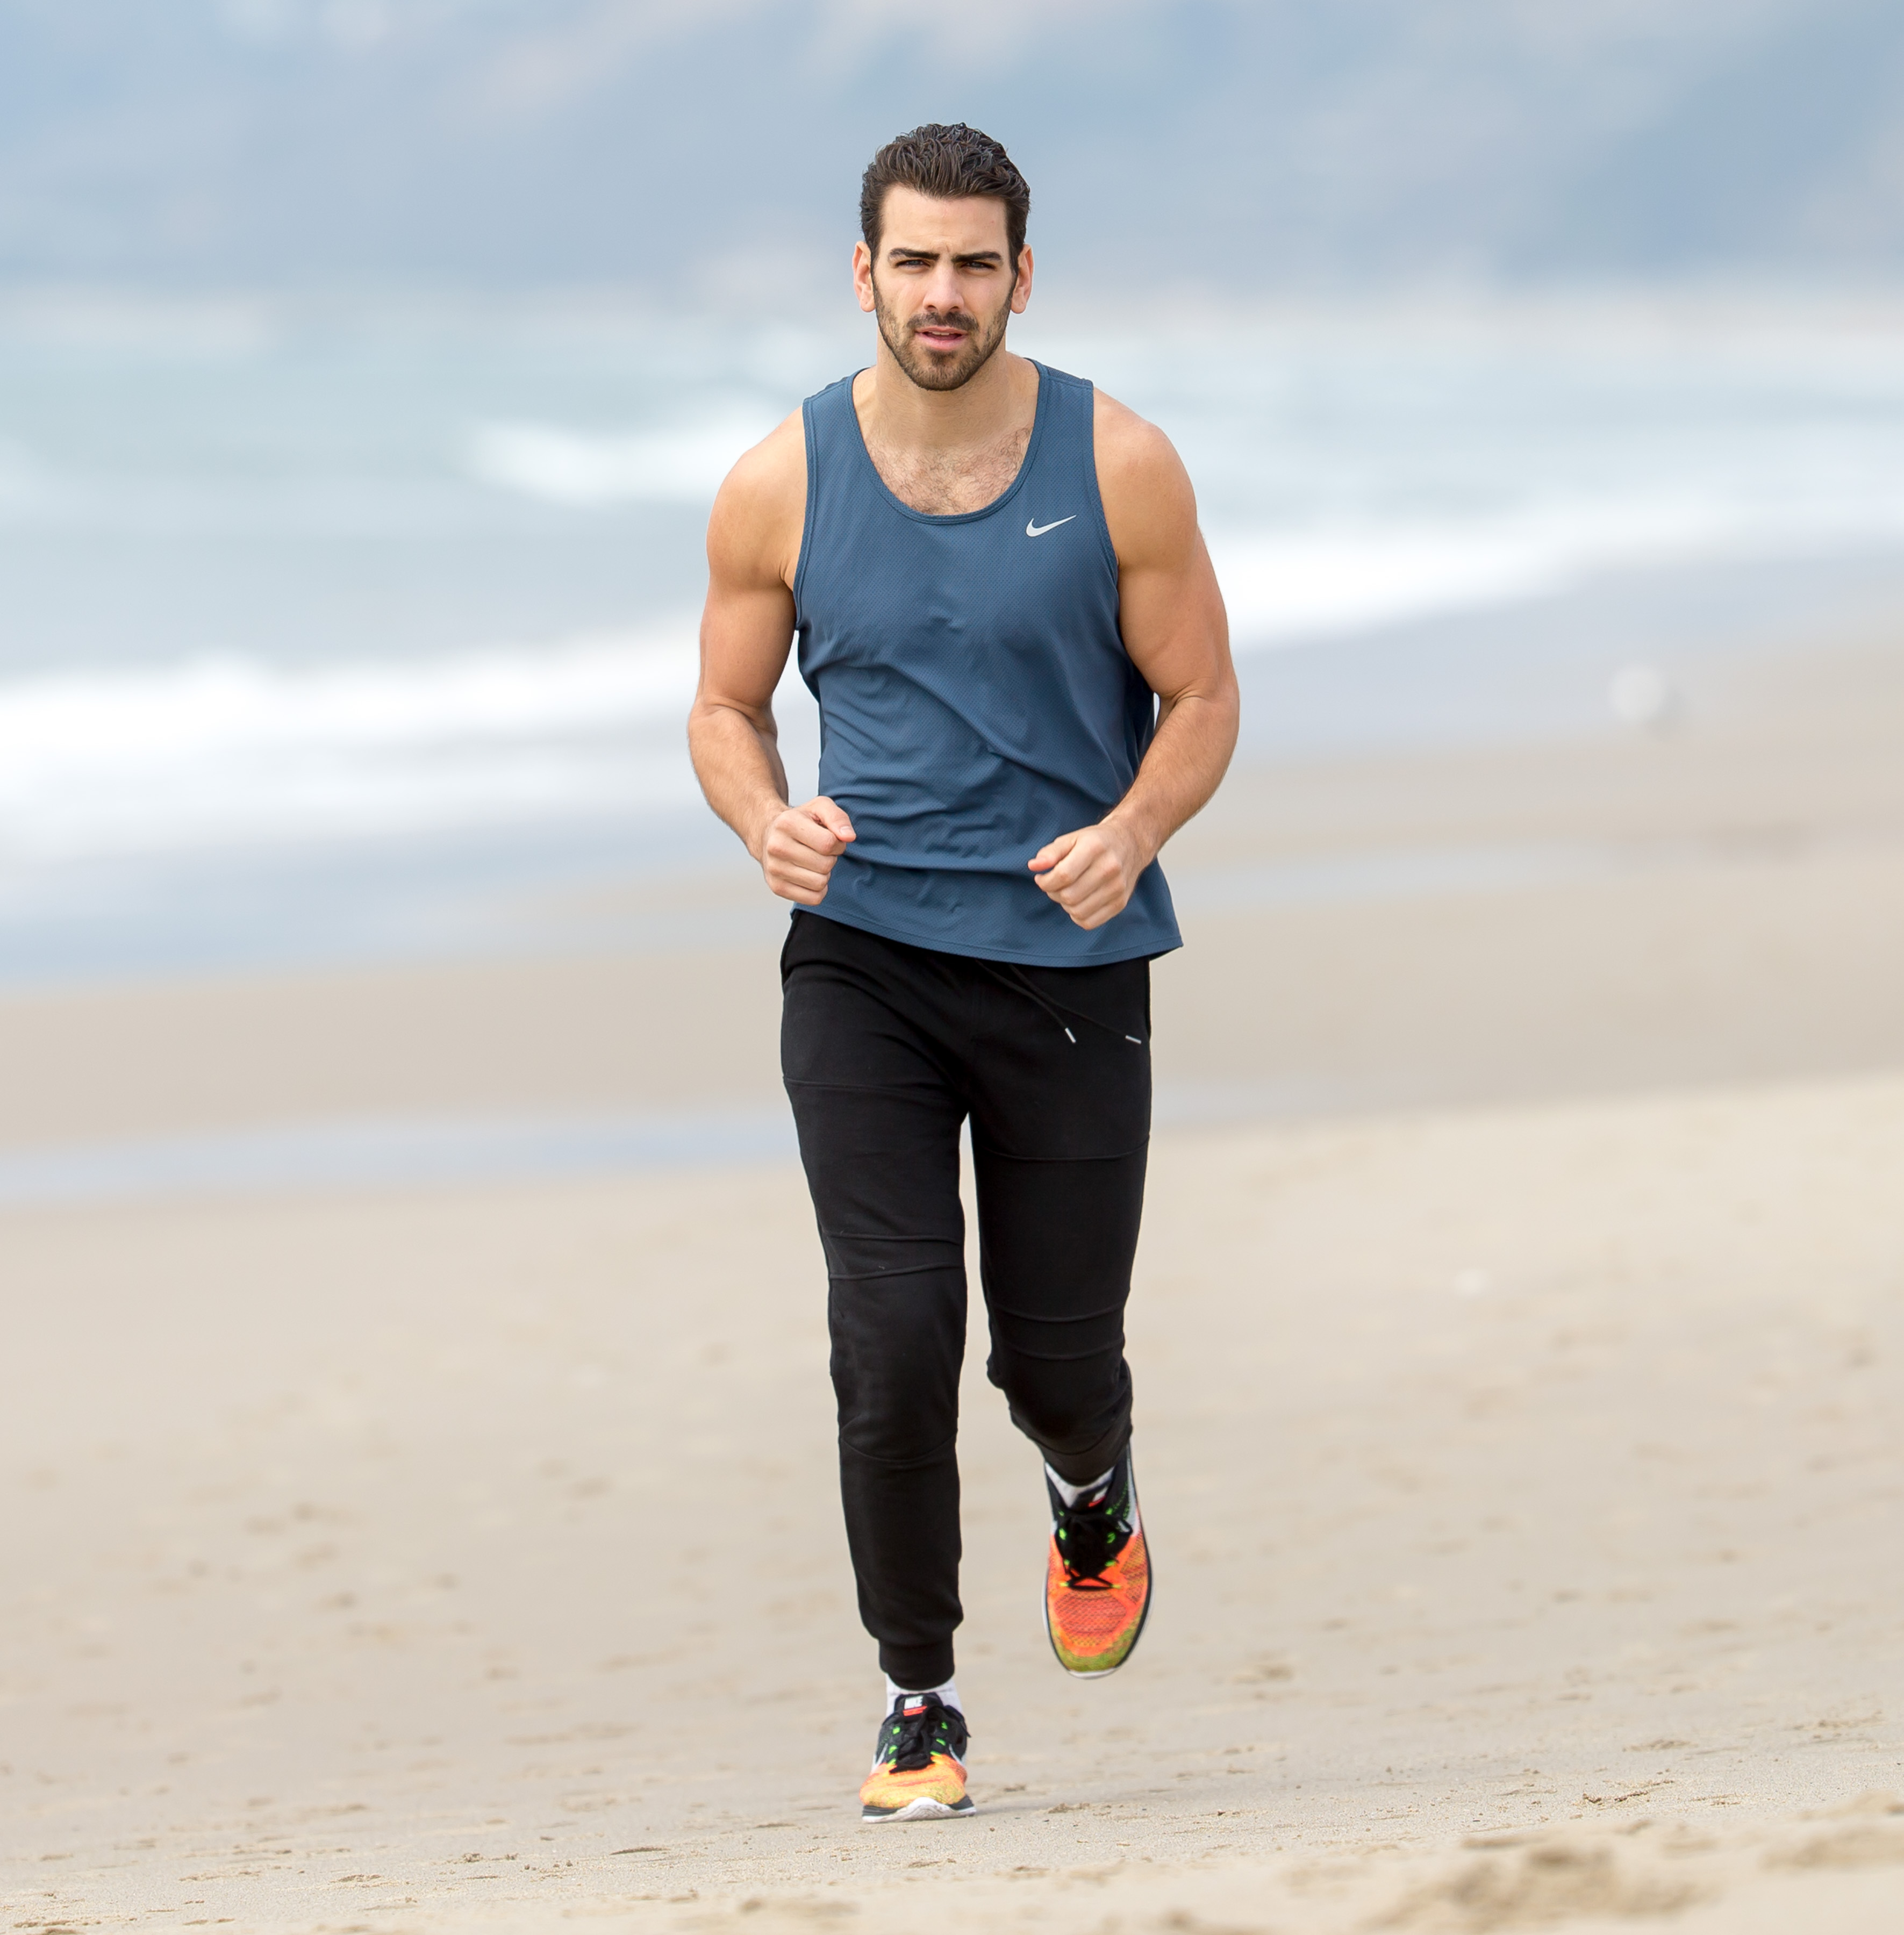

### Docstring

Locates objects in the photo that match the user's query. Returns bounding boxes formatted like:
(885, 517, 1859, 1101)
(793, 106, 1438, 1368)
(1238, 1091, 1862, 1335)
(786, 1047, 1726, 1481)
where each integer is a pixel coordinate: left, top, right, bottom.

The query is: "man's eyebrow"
(884, 246, 1006, 266)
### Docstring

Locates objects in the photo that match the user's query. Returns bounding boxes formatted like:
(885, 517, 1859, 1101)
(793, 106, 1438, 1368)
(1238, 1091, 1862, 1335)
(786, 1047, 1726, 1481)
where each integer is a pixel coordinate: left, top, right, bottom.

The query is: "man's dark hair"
(860, 123, 1031, 267)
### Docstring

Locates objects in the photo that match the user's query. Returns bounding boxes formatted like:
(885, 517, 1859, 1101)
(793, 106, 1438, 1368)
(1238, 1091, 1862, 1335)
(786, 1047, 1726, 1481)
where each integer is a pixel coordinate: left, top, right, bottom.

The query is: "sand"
(3, 629, 1903, 1931)
(3, 1078, 1902, 1931)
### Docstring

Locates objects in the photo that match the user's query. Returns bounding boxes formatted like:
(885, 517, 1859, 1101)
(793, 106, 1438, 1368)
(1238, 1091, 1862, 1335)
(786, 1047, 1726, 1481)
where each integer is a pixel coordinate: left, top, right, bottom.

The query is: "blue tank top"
(792, 361, 1182, 967)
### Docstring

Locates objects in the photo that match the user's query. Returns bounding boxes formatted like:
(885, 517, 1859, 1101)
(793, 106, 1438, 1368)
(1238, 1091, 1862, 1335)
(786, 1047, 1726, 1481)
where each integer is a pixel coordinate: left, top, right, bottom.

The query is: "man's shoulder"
(707, 408, 807, 583)
(713, 408, 806, 523)
(1089, 388, 1197, 565)
(1090, 386, 1180, 477)
(714, 366, 868, 520)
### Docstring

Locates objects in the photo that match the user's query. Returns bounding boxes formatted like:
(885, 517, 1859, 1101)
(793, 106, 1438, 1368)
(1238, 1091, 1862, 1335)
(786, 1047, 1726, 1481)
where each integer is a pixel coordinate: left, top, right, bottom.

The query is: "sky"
(1, 0, 1902, 297)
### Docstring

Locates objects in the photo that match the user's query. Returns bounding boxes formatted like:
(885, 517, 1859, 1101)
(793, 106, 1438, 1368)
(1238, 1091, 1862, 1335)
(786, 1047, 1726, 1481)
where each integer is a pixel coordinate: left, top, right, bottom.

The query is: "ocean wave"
(1211, 495, 1904, 648)
(0, 629, 704, 863)
(469, 408, 782, 505)
(10, 493, 1904, 870)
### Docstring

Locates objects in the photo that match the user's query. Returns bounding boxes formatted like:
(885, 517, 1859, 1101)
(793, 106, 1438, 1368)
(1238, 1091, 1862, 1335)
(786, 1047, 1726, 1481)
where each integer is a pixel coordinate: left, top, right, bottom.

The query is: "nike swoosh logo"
(1025, 515, 1077, 537)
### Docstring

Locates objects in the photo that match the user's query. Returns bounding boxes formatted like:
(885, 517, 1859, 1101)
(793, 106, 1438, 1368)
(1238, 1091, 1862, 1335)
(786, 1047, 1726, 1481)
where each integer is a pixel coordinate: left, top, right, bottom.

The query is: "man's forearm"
(689, 702, 791, 859)
(1104, 688, 1239, 867)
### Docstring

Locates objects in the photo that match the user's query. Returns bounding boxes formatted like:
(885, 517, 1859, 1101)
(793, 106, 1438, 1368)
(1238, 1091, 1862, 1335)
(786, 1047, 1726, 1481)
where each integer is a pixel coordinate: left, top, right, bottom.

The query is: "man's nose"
(921, 263, 965, 314)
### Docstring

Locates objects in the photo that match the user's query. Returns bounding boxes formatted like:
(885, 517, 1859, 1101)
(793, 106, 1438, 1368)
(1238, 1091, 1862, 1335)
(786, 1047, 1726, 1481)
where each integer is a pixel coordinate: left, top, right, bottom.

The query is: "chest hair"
(864, 422, 1034, 517)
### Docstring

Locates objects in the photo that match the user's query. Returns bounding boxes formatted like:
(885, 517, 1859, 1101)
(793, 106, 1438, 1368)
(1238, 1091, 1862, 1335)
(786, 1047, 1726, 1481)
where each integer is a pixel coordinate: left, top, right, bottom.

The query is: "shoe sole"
(861, 1796, 977, 1823)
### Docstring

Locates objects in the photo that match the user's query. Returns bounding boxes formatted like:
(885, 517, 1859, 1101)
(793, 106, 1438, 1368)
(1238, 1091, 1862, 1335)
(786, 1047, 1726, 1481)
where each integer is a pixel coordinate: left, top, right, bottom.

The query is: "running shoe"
(1044, 1447, 1151, 1675)
(858, 1690, 975, 1822)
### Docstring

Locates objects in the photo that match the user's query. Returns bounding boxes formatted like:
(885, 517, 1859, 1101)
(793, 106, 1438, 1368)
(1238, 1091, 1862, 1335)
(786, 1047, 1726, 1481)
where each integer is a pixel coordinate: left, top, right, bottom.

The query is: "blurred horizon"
(4, 0, 1904, 304)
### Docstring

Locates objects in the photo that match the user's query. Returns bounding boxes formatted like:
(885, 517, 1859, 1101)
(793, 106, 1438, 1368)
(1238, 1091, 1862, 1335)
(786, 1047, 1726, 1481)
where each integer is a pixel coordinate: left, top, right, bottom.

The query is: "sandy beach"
(3, 626, 1902, 1932)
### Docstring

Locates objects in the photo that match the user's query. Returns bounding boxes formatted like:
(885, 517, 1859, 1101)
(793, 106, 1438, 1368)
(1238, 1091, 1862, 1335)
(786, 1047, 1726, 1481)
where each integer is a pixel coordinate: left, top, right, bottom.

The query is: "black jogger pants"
(780, 908, 1153, 1689)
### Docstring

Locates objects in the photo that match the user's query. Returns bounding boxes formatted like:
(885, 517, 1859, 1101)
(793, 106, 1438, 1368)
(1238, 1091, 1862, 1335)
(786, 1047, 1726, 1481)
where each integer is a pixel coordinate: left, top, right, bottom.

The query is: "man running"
(689, 123, 1237, 1822)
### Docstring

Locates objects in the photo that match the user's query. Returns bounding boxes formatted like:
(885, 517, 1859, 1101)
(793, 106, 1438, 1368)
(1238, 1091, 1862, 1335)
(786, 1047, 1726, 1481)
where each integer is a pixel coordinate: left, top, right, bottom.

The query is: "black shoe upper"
(1047, 1450, 1137, 1588)
(875, 1690, 969, 1772)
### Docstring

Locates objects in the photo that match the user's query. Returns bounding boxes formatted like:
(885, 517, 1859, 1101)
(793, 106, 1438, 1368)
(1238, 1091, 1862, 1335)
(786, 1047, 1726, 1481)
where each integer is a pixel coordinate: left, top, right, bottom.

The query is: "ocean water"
(5, 294, 1904, 982)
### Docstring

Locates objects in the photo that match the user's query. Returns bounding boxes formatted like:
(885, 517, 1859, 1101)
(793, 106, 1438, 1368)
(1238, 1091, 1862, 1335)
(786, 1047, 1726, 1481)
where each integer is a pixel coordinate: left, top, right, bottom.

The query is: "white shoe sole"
(861, 1795, 977, 1823)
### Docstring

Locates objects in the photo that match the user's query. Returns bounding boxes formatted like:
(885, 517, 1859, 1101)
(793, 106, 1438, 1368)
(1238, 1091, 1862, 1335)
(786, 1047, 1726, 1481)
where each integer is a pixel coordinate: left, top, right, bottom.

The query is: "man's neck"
(858, 344, 1038, 461)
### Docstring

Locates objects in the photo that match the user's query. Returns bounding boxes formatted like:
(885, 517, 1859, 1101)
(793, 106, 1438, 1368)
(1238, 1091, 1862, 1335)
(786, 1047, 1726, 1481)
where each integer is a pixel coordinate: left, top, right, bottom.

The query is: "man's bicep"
(699, 576, 796, 714)
(1095, 401, 1227, 699)
(698, 443, 802, 712)
(1119, 527, 1230, 705)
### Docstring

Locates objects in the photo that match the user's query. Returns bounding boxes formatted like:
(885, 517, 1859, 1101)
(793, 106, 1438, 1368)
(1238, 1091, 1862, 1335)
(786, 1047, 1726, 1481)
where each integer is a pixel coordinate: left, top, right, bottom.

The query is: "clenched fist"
(757, 796, 857, 905)
(1028, 820, 1149, 930)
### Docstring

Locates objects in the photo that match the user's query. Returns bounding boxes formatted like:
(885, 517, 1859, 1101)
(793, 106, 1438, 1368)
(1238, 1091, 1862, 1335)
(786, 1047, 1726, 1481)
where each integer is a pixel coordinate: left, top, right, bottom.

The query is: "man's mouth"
(912, 321, 971, 352)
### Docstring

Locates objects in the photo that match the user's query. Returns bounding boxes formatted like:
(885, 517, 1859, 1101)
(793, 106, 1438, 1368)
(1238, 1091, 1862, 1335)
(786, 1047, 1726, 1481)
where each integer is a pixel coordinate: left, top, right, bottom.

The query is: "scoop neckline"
(843, 359, 1051, 527)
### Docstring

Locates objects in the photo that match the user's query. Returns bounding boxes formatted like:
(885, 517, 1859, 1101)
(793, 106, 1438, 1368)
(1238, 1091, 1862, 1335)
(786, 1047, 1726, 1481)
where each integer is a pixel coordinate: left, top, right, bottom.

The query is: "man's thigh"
(779, 913, 968, 1259)
(780, 915, 972, 1456)
(966, 955, 1151, 1163)
(968, 954, 1152, 1314)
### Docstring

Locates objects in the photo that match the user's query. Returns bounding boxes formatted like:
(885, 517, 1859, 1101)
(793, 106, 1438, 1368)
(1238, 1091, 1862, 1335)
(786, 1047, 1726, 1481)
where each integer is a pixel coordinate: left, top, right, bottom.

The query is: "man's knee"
(828, 1260, 966, 1468)
(987, 1347, 1130, 1461)
(835, 1378, 958, 1468)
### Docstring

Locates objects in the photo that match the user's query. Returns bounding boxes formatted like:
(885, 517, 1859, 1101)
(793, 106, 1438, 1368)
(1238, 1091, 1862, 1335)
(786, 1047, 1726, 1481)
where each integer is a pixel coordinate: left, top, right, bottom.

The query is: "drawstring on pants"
(978, 960, 1145, 1050)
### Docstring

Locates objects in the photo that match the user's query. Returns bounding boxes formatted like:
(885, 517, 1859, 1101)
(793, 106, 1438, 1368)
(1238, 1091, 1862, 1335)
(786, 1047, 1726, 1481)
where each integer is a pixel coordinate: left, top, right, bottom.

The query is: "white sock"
(1046, 1461, 1115, 1508)
(884, 1674, 962, 1718)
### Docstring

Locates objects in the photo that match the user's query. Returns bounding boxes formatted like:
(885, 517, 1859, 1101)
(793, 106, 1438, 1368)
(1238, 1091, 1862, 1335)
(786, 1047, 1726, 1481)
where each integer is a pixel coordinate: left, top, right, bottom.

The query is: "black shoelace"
(880, 1697, 968, 1772)
(1053, 1487, 1133, 1590)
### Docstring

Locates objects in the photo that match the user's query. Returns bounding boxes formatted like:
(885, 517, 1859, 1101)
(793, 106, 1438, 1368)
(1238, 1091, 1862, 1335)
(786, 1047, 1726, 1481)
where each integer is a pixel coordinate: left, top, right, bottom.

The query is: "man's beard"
(872, 276, 1013, 392)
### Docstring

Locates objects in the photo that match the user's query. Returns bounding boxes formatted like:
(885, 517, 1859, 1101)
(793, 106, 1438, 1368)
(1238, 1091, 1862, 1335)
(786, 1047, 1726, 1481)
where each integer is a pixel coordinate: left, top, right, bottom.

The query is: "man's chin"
(898, 344, 989, 392)
(907, 364, 978, 392)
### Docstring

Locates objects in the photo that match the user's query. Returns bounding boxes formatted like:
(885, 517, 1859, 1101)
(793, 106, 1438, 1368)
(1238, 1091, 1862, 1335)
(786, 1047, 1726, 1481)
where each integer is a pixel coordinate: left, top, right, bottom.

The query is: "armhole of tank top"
(791, 395, 820, 620)
(1080, 381, 1122, 588)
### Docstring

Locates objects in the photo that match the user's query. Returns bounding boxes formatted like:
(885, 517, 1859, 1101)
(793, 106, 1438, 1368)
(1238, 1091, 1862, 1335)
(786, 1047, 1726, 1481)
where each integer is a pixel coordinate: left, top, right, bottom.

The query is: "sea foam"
(1207, 493, 1904, 647)
(0, 629, 703, 863)
(469, 411, 781, 505)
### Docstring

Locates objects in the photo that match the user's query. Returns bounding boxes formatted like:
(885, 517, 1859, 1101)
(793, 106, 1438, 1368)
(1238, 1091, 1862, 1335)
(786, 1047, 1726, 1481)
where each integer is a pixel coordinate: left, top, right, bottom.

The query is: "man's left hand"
(1028, 821, 1150, 930)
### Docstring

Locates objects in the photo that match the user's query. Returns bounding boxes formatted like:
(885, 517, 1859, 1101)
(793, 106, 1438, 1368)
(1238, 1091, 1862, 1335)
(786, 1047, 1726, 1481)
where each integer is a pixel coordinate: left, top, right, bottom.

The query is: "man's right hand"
(756, 797, 856, 905)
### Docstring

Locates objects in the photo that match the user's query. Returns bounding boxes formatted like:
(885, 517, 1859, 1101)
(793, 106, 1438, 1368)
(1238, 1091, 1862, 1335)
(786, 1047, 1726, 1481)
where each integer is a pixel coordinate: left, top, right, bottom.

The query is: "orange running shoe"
(859, 1692, 975, 1822)
(1044, 1449, 1151, 1676)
